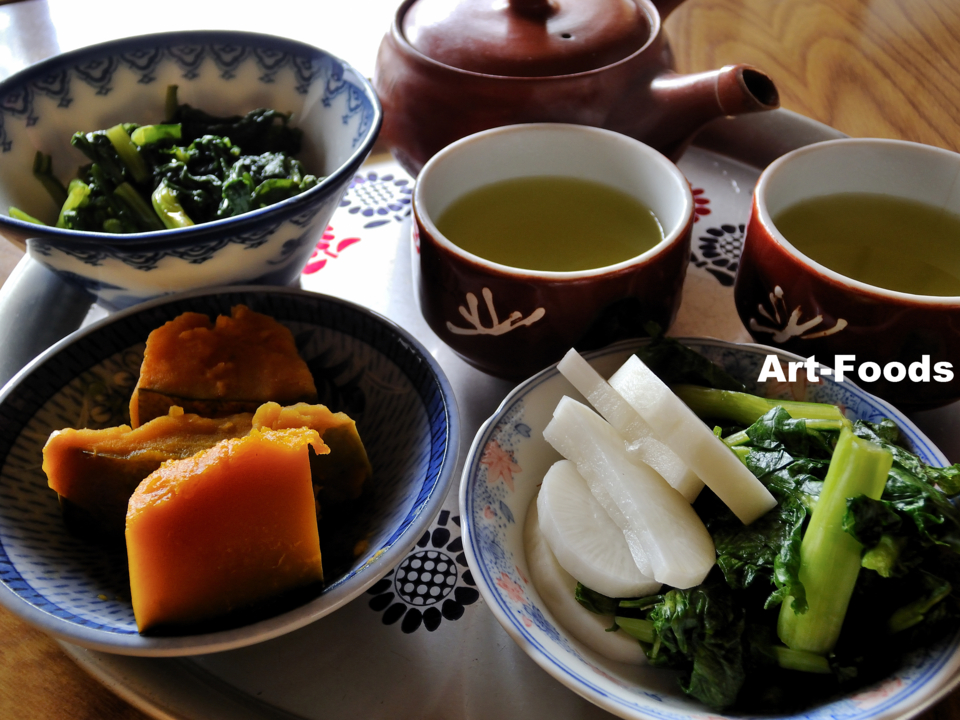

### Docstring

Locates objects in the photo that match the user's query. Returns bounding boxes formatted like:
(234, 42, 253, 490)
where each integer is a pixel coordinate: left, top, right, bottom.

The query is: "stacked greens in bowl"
(13, 86, 319, 233)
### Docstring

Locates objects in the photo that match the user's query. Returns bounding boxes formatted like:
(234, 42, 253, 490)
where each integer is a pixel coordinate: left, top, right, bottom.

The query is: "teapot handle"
(509, 0, 556, 20)
(649, 0, 686, 20)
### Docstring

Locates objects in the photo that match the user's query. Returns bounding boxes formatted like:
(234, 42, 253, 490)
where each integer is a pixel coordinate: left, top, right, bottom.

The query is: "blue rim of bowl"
(460, 337, 958, 720)
(0, 285, 459, 656)
(0, 30, 383, 249)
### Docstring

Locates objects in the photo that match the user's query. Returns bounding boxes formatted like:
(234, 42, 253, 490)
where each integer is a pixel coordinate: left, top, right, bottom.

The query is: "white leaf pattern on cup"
(447, 288, 546, 336)
(749, 285, 848, 343)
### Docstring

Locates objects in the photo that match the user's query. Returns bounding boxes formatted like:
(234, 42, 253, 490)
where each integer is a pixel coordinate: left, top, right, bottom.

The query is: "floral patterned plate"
(460, 337, 960, 720)
(0, 286, 458, 656)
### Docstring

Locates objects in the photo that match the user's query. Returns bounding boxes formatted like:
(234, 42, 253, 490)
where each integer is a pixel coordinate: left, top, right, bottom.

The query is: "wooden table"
(1, 0, 959, 717)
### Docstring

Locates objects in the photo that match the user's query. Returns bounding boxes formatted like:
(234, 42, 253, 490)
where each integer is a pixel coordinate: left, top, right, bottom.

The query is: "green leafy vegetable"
(574, 582, 620, 615)
(699, 408, 830, 612)
(9, 86, 321, 232)
(645, 575, 747, 710)
(168, 85, 305, 157)
(632, 325, 746, 392)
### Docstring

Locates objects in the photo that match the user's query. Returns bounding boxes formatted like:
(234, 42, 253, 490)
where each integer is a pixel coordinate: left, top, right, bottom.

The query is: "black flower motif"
(690, 223, 745, 286)
(367, 511, 479, 633)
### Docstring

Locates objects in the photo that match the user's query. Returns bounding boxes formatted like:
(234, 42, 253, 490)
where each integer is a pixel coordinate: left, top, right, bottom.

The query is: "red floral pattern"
(495, 571, 526, 604)
(302, 225, 362, 274)
(693, 187, 711, 222)
(480, 440, 522, 492)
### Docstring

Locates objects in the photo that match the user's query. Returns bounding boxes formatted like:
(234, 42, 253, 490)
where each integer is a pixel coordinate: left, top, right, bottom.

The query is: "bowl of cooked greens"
(0, 31, 381, 309)
(461, 335, 960, 720)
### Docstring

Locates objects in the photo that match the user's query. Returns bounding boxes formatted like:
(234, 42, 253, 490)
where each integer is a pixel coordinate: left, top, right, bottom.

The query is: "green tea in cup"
(435, 176, 664, 272)
(773, 192, 960, 296)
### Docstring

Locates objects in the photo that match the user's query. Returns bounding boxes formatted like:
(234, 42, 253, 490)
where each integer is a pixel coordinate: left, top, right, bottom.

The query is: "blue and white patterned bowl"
(0, 31, 381, 309)
(0, 287, 458, 656)
(461, 337, 960, 720)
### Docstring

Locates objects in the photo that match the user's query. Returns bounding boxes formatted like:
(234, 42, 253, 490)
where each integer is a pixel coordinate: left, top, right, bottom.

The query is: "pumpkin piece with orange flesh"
(42, 407, 253, 539)
(253, 402, 372, 505)
(42, 401, 373, 541)
(129, 305, 318, 427)
(126, 426, 327, 632)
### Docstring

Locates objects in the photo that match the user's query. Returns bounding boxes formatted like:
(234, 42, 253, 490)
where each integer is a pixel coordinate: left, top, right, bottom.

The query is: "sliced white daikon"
(538, 459, 661, 598)
(608, 355, 777, 524)
(543, 396, 716, 589)
(524, 498, 647, 665)
(557, 349, 704, 502)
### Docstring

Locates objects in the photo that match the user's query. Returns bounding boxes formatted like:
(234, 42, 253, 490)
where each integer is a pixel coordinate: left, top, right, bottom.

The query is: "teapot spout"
(609, 64, 779, 159)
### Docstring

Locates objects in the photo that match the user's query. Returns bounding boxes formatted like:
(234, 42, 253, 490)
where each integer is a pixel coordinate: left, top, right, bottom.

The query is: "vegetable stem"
(773, 646, 832, 674)
(615, 616, 656, 644)
(9, 207, 45, 225)
(151, 180, 195, 229)
(102, 218, 123, 233)
(56, 179, 91, 228)
(32, 151, 67, 207)
(105, 124, 150, 184)
(777, 427, 893, 654)
(674, 385, 848, 427)
(114, 183, 165, 231)
(165, 84, 179, 122)
(131, 124, 182, 146)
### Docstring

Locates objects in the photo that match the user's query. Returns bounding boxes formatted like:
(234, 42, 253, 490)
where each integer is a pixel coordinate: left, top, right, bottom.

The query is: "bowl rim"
(0, 285, 459, 657)
(460, 335, 959, 720)
(0, 29, 383, 248)
(753, 137, 960, 305)
(413, 122, 694, 280)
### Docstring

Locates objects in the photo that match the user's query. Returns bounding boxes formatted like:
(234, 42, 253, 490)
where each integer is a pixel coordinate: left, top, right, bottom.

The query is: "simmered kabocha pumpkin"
(252, 402, 372, 505)
(129, 305, 318, 427)
(42, 407, 253, 539)
(42, 402, 372, 540)
(126, 426, 327, 632)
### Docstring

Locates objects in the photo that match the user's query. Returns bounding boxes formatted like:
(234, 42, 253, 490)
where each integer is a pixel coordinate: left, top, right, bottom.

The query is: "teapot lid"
(401, 0, 653, 77)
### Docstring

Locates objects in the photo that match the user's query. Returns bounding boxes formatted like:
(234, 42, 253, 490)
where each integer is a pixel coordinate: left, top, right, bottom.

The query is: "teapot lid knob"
(401, 0, 653, 77)
(509, 0, 556, 19)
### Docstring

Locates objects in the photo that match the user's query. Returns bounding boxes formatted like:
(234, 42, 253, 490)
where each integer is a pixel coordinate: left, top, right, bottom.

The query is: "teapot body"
(374, 0, 676, 176)
(374, 0, 778, 176)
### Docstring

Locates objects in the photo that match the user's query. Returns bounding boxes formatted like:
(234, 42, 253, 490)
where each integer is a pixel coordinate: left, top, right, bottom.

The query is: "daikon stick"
(543, 396, 716, 589)
(538, 459, 660, 598)
(524, 500, 647, 664)
(608, 355, 777, 524)
(557, 349, 704, 501)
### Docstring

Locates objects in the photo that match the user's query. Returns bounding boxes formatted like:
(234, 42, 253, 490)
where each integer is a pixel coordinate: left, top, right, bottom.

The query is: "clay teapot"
(373, 0, 780, 176)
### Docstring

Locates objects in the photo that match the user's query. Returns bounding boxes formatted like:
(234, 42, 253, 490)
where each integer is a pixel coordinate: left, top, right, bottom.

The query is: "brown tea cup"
(734, 138, 960, 410)
(413, 123, 694, 379)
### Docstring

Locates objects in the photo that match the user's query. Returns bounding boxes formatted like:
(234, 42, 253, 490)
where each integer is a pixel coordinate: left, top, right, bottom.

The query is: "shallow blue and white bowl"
(461, 337, 960, 720)
(0, 31, 381, 309)
(0, 287, 458, 656)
